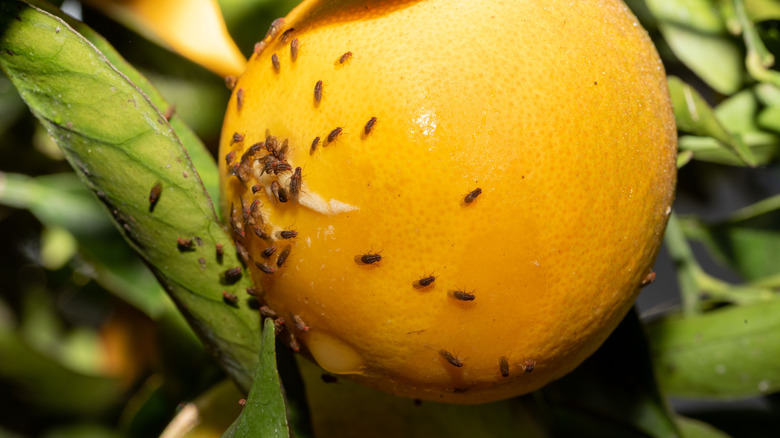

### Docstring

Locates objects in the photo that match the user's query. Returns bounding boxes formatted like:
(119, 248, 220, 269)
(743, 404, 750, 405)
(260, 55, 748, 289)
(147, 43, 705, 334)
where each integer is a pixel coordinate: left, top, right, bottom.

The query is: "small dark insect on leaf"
(314, 80, 323, 105)
(277, 245, 292, 267)
(290, 313, 309, 332)
(148, 182, 162, 212)
(413, 275, 436, 288)
(289, 167, 302, 196)
(439, 349, 463, 367)
(364, 116, 377, 135)
(225, 75, 237, 90)
(310, 136, 320, 154)
(356, 253, 382, 265)
(271, 53, 281, 71)
(290, 38, 299, 61)
(640, 271, 656, 288)
(177, 238, 194, 251)
(252, 184, 262, 194)
(523, 360, 535, 373)
(339, 51, 352, 64)
(222, 291, 238, 305)
(216, 244, 224, 263)
(452, 289, 476, 301)
(236, 88, 244, 112)
(163, 105, 175, 121)
(255, 262, 277, 274)
(262, 245, 277, 258)
(231, 132, 245, 145)
(500, 356, 510, 377)
(223, 267, 243, 284)
(321, 374, 338, 383)
(464, 187, 482, 204)
(327, 127, 343, 143)
(279, 230, 298, 239)
(259, 306, 277, 318)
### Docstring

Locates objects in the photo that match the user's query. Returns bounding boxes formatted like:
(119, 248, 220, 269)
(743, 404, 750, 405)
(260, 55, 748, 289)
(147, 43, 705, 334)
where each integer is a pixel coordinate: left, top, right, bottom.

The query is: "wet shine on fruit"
(220, 0, 677, 404)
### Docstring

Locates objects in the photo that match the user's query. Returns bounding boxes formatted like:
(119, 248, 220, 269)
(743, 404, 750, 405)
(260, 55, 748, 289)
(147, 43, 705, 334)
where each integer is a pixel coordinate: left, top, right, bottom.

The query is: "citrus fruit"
(219, 0, 676, 404)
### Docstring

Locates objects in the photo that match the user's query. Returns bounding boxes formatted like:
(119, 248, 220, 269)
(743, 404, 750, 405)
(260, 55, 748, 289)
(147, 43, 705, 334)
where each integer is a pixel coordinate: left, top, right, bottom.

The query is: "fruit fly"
(357, 252, 382, 265)
(229, 203, 245, 238)
(224, 150, 236, 167)
(640, 271, 656, 288)
(236, 88, 244, 112)
(259, 306, 277, 318)
(246, 287, 259, 297)
(500, 356, 510, 377)
(277, 245, 292, 267)
(235, 241, 250, 265)
(216, 244, 224, 263)
(280, 28, 295, 42)
(222, 291, 238, 305)
(271, 53, 281, 71)
(413, 274, 436, 288)
(439, 349, 463, 367)
(273, 317, 286, 335)
(290, 313, 309, 332)
(364, 116, 377, 135)
(177, 238, 194, 251)
(452, 289, 476, 301)
(223, 267, 243, 283)
(271, 181, 288, 203)
(327, 127, 343, 143)
(464, 188, 482, 204)
(278, 230, 298, 239)
(163, 105, 175, 121)
(314, 80, 323, 105)
(310, 136, 321, 154)
(149, 182, 162, 212)
(289, 167, 302, 196)
(290, 38, 300, 61)
(255, 262, 277, 274)
(523, 360, 535, 373)
(225, 76, 237, 90)
(251, 184, 262, 194)
(339, 51, 352, 64)
(262, 245, 277, 258)
(231, 132, 245, 145)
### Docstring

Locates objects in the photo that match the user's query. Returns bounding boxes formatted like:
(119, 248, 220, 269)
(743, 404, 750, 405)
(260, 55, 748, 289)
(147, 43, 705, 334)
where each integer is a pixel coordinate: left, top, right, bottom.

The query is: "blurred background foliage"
(0, 0, 780, 436)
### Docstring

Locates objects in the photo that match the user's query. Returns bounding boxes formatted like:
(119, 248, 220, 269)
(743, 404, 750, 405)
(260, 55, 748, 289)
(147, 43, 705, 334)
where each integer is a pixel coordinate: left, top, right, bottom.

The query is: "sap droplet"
(307, 331, 365, 375)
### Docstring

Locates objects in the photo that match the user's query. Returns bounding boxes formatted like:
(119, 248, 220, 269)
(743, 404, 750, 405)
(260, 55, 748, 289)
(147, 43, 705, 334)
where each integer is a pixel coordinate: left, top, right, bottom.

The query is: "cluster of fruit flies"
(208, 19, 662, 377)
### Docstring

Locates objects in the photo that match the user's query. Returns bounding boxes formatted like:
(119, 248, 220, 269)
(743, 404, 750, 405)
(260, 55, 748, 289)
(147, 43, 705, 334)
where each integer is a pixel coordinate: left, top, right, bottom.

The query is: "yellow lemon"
(220, 0, 676, 404)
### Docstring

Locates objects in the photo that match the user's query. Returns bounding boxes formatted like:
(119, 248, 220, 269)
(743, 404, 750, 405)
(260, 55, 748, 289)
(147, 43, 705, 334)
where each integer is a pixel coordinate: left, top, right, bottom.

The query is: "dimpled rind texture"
(220, 0, 677, 404)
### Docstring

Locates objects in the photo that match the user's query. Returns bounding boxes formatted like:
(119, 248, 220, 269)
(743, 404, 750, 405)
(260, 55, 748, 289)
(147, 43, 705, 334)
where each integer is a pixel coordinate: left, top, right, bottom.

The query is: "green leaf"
(678, 133, 778, 166)
(647, 298, 780, 399)
(683, 195, 780, 281)
(645, 0, 743, 94)
(668, 76, 758, 166)
(0, 1, 260, 390)
(224, 318, 289, 438)
(23, 0, 221, 209)
(675, 416, 732, 438)
(538, 309, 681, 438)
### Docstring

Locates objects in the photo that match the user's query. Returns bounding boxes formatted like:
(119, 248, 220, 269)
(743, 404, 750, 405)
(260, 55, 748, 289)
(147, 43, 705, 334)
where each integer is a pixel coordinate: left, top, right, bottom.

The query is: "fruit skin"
(220, 0, 676, 404)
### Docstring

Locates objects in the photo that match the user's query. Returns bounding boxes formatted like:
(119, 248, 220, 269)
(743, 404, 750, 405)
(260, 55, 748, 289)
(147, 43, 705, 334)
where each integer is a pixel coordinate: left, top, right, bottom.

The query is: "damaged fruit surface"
(219, 0, 677, 404)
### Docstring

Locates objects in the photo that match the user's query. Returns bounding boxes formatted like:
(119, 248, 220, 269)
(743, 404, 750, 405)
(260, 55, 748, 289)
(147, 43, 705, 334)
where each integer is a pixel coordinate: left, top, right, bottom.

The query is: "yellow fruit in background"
(220, 0, 676, 404)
